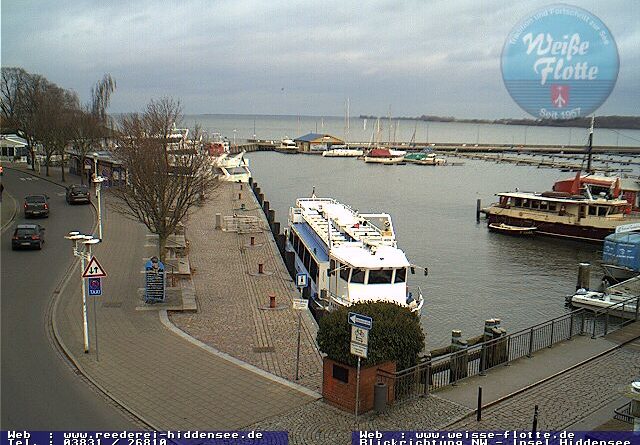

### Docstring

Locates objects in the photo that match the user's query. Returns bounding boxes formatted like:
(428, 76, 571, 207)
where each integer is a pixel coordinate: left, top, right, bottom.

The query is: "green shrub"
(316, 302, 425, 369)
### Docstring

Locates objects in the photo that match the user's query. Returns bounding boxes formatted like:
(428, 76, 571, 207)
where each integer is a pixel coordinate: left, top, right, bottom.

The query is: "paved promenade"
(170, 182, 324, 391)
(53, 191, 317, 429)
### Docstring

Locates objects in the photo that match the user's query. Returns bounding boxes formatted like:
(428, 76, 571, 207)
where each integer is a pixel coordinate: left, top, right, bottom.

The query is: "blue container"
(602, 232, 640, 272)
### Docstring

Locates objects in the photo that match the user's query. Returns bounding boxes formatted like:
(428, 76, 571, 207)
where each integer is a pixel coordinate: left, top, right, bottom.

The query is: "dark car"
(24, 194, 49, 217)
(11, 224, 46, 250)
(66, 185, 90, 204)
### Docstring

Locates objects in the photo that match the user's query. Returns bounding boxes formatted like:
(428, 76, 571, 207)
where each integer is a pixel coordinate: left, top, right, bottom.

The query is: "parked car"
(24, 194, 50, 217)
(11, 224, 46, 250)
(66, 185, 90, 204)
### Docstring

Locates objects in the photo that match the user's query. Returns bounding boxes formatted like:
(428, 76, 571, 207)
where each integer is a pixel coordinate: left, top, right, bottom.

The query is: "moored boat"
(322, 146, 364, 157)
(364, 148, 405, 164)
(275, 138, 298, 154)
(212, 151, 251, 183)
(405, 151, 447, 165)
(601, 224, 640, 284)
(569, 288, 638, 319)
(286, 194, 425, 317)
(488, 223, 537, 235)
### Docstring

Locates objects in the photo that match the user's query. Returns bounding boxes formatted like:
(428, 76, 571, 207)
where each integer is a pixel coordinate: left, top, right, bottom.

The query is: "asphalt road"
(1, 167, 136, 429)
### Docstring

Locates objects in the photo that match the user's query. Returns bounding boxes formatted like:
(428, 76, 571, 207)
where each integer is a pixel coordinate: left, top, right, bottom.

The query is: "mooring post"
(476, 387, 482, 421)
(476, 198, 481, 223)
(532, 404, 539, 433)
(576, 263, 591, 290)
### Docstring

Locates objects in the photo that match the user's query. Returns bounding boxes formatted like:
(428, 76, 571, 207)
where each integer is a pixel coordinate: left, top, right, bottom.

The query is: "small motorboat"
(488, 223, 537, 235)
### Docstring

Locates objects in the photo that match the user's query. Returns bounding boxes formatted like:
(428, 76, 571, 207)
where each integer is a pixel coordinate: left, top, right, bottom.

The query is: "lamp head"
(82, 238, 101, 245)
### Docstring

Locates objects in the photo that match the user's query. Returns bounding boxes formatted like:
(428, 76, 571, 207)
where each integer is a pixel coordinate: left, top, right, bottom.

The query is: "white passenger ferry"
(286, 194, 424, 315)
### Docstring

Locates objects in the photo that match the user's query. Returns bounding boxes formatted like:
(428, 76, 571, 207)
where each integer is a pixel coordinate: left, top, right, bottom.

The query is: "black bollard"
(477, 387, 482, 421)
(476, 198, 482, 223)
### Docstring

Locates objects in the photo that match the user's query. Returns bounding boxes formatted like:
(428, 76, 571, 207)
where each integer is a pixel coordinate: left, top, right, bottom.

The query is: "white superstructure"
(212, 151, 251, 183)
(287, 196, 424, 314)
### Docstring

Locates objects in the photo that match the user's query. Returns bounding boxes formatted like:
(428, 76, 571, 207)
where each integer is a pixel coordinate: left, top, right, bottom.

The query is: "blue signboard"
(88, 277, 102, 296)
(348, 312, 373, 330)
(296, 272, 308, 288)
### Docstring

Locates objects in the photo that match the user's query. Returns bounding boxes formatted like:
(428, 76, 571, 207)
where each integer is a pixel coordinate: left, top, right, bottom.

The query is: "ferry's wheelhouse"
(286, 197, 423, 315)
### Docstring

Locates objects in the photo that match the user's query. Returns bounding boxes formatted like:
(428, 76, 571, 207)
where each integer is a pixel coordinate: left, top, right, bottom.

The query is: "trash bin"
(374, 381, 388, 413)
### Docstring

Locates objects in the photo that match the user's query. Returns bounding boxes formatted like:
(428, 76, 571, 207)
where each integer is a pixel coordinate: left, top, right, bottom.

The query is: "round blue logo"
(501, 4, 619, 119)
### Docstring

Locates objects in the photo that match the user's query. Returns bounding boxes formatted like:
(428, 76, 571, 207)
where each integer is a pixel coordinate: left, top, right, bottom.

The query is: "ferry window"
(598, 207, 607, 217)
(588, 206, 597, 216)
(293, 234, 299, 251)
(303, 249, 311, 270)
(514, 198, 522, 207)
(351, 268, 365, 283)
(340, 266, 351, 282)
(310, 259, 318, 283)
(296, 240, 304, 258)
(330, 260, 336, 275)
(530, 200, 539, 209)
(368, 269, 393, 284)
(539, 201, 548, 211)
(289, 231, 293, 244)
(394, 268, 407, 283)
(549, 203, 557, 212)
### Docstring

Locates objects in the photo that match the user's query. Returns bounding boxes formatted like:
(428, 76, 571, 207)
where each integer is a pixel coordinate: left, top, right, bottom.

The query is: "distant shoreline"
(357, 115, 640, 130)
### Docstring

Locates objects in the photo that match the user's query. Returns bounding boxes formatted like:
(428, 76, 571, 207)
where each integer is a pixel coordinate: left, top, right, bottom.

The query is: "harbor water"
(245, 152, 637, 348)
(186, 113, 640, 148)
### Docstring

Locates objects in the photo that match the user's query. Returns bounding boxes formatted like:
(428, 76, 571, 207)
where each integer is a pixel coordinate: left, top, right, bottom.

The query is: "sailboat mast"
(586, 116, 595, 173)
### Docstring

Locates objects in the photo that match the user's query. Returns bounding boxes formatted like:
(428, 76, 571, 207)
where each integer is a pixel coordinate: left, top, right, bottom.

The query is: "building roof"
(0, 134, 27, 148)
(294, 133, 343, 143)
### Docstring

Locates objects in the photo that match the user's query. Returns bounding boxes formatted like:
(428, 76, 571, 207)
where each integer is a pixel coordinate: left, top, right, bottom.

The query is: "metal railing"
(377, 296, 639, 405)
(613, 402, 633, 424)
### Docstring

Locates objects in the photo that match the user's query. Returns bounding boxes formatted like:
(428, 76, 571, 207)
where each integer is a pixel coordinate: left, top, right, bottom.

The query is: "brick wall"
(322, 357, 395, 413)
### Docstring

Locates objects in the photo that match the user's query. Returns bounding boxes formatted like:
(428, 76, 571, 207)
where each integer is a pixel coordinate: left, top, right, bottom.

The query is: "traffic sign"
(83, 256, 107, 278)
(88, 277, 102, 296)
(350, 341, 368, 358)
(296, 273, 308, 288)
(351, 325, 369, 346)
(292, 298, 308, 310)
(348, 312, 373, 330)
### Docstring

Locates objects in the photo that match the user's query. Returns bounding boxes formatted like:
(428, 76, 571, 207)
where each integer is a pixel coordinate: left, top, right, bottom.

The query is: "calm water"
(246, 152, 615, 348)
(186, 114, 640, 148)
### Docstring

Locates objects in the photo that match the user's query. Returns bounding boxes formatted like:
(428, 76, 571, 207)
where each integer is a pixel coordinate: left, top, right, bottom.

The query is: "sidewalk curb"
(159, 310, 322, 399)
(50, 260, 162, 430)
(18, 163, 161, 429)
(1, 191, 17, 233)
(442, 333, 640, 428)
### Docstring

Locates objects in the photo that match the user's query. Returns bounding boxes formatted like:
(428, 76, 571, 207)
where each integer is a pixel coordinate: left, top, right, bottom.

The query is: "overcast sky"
(2, 0, 638, 118)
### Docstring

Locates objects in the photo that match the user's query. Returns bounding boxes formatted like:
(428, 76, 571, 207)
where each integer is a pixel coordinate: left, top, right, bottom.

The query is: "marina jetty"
(231, 140, 640, 155)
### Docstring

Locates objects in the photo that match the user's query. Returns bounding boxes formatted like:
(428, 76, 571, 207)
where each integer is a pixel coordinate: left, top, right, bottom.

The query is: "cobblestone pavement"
(449, 346, 640, 431)
(170, 182, 324, 391)
(250, 395, 472, 445)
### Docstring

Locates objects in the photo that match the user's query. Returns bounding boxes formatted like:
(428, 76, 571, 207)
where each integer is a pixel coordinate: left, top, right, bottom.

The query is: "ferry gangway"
(376, 294, 639, 405)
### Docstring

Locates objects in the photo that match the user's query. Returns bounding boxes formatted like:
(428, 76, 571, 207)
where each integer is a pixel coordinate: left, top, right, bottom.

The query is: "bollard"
(576, 263, 591, 290)
(272, 220, 280, 235)
(476, 387, 482, 421)
(250, 236, 255, 246)
(215, 213, 222, 230)
(374, 382, 388, 413)
(269, 294, 276, 308)
(263, 200, 270, 217)
(240, 184, 243, 190)
(238, 192, 242, 200)
(258, 263, 264, 274)
(476, 198, 482, 223)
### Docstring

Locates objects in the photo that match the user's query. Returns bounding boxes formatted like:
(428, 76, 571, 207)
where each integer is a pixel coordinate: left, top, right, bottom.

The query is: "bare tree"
(32, 84, 78, 178)
(72, 74, 116, 184)
(1, 68, 50, 169)
(111, 98, 217, 260)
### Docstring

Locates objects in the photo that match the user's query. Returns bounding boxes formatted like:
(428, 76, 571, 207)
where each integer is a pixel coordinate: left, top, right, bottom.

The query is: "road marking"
(19, 177, 38, 181)
(57, 192, 66, 196)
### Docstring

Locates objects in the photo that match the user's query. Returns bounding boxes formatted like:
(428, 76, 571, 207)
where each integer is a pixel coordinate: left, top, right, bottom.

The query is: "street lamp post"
(65, 232, 95, 353)
(93, 175, 106, 241)
(83, 238, 101, 360)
